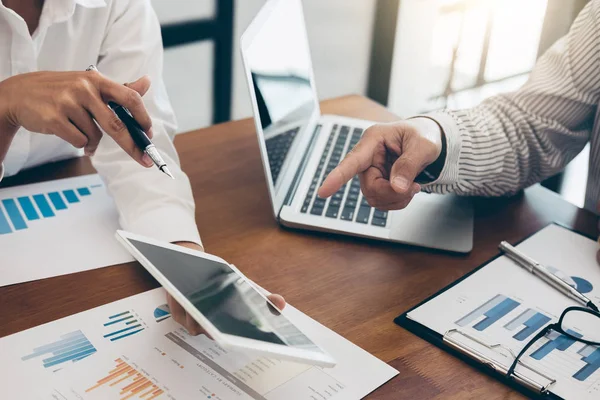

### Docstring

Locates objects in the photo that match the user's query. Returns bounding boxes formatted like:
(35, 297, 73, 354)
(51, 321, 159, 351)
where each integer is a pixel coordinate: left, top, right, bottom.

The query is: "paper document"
(0, 288, 398, 399)
(408, 224, 600, 400)
(0, 174, 133, 286)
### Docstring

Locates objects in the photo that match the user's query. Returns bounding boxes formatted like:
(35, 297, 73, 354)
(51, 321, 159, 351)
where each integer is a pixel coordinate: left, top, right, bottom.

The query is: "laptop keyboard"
(265, 127, 299, 183)
(300, 125, 388, 228)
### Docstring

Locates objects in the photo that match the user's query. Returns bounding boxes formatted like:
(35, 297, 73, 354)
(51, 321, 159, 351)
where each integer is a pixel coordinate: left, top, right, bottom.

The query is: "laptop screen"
(244, 0, 319, 190)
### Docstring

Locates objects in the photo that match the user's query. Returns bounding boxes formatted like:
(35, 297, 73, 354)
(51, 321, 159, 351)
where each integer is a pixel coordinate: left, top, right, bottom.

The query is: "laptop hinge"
(282, 124, 322, 210)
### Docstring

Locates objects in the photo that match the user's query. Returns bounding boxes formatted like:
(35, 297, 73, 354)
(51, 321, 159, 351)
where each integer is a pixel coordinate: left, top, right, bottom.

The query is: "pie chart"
(571, 276, 594, 294)
(154, 304, 171, 322)
(547, 266, 594, 294)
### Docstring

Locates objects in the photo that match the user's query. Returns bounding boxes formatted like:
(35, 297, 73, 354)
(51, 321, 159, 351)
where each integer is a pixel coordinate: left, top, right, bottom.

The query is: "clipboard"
(394, 222, 599, 400)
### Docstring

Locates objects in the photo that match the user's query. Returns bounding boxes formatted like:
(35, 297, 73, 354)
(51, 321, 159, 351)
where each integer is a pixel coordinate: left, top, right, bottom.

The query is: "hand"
(169, 241, 286, 336)
(317, 118, 444, 210)
(0, 70, 155, 166)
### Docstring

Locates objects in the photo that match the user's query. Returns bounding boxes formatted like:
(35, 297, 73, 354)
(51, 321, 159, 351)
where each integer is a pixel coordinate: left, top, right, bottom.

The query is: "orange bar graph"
(85, 358, 163, 399)
(139, 387, 156, 398)
(147, 390, 164, 400)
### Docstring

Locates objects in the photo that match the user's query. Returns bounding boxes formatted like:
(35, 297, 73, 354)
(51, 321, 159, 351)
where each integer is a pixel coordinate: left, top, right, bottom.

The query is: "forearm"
(92, 118, 202, 246)
(423, 99, 591, 197)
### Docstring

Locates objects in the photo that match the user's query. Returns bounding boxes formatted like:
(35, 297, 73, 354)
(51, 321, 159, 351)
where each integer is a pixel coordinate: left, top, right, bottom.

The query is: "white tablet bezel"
(115, 230, 336, 367)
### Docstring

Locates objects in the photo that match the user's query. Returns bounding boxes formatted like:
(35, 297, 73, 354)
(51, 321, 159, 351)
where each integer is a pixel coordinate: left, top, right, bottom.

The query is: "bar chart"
(0, 174, 134, 287)
(530, 330, 582, 360)
(103, 311, 146, 342)
(0, 184, 100, 235)
(455, 294, 521, 331)
(85, 358, 164, 399)
(504, 308, 551, 341)
(575, 345, 600, 381)
(154, 305, 171, 323)
(21, 330, 97, 370)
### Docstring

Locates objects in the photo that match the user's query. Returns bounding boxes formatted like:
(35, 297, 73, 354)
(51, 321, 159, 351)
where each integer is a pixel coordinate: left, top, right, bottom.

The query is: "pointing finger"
(318, 132, 380, 198)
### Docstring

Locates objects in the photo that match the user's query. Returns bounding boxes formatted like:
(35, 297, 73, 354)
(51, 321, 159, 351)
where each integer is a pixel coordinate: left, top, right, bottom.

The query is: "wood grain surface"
(1, 95, 597, 399)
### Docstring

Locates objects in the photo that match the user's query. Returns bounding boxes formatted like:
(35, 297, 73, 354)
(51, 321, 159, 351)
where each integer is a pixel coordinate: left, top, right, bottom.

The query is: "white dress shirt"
(425, 0, 600, 213)
(0, 0, 202, 246)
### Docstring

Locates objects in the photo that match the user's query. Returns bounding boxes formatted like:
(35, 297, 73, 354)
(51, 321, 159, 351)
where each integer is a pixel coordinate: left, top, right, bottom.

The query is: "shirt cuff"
(414, 111, 462, 187)
(0, 162, 4, 183)
(123, 206, 203, 251)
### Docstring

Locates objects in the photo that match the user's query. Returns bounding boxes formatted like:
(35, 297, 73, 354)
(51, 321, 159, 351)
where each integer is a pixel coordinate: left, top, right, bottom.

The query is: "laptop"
(240, 0, 474, 253)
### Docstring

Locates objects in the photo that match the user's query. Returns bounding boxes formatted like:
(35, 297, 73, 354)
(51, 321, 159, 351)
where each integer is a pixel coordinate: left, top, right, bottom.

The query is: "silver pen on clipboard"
(498, 241, 598, 312)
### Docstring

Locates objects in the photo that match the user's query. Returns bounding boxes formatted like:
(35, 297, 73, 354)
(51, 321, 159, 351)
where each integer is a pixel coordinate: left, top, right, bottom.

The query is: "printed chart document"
(0, 288, 398, 399)
(406, 224, 600, 400)
(0, 174, 133, 286)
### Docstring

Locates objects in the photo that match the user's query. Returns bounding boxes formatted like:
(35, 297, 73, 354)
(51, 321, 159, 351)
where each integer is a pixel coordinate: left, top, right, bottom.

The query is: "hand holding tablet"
(116, 230, 336, 367)
(170, 241, 287, 337)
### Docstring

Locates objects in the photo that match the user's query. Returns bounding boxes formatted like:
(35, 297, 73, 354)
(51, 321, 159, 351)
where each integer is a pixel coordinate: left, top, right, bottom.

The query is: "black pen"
(86, 65, 174, 179)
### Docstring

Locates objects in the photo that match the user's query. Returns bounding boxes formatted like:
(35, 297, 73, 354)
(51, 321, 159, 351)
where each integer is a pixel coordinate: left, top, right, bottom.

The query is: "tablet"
(115, 230, 336, 367)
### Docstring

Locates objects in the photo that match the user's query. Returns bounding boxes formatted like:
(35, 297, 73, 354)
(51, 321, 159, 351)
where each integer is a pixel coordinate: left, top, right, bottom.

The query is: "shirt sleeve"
(421, 1, 599, 197)
(92, 0, 202, 248)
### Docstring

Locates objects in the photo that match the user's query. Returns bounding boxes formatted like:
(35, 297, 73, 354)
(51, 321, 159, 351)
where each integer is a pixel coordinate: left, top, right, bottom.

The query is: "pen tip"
(161, 166, 175, 179)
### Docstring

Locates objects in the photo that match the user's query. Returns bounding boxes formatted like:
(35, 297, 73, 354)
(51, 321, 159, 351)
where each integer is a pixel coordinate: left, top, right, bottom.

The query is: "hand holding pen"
(86, 65, 173, 178)
(0, 67, 158, 168)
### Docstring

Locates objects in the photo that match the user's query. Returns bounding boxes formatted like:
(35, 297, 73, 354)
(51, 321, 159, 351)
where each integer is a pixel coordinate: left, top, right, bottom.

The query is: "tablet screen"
(128, 239, 323, 352)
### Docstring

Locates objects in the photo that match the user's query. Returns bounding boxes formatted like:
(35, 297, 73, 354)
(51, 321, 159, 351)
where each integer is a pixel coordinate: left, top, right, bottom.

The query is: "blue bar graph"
(0, 207, 11, 234)
(62, 190, 79, 204)
(456, 294, 520, 331)
(21, 330, 97, 370)
(2, 198, 27, 230)
(17, 197, 40, 220)
(102, 310, 145, 342)
(110, 328, 145, 341)
(504, 309, 551, 341)
(0, 184, 100, 235)
(33, 194, 55, 218)
(47, 192, 67, 210)
(103, 315, 134, 326)
(530, 330, 582, 360)
(574, 346, 600, 381)
(77, 187, 91, 196)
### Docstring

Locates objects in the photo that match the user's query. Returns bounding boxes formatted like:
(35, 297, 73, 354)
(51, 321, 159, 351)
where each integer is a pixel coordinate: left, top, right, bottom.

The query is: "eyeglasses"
(507, 306, 600, 380)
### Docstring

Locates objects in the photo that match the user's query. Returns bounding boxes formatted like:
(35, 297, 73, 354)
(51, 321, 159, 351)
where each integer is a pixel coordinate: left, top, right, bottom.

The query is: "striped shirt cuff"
(418, 111, 462, 187)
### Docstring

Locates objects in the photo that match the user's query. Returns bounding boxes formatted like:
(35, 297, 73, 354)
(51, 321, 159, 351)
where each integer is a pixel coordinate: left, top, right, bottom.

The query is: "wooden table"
(1, 95, 597, 399)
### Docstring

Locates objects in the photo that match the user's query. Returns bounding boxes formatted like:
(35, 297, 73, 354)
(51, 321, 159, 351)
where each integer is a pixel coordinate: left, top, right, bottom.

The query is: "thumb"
(125, 75, 151, 97)
(389, 141, 432, 194)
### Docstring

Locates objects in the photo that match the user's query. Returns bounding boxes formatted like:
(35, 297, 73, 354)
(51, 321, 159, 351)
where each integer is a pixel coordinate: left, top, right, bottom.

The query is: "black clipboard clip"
(443, 329, 557, 395)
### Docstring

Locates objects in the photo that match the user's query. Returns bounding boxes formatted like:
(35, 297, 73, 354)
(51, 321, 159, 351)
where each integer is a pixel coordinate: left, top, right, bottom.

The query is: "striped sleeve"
(422, 0, 600, 197)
